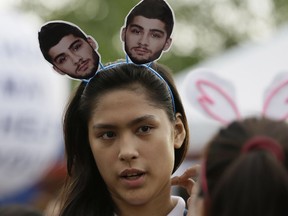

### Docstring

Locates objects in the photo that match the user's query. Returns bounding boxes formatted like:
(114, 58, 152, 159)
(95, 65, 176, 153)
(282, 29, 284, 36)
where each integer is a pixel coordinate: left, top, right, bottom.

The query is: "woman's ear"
(174, 113, 186, 149)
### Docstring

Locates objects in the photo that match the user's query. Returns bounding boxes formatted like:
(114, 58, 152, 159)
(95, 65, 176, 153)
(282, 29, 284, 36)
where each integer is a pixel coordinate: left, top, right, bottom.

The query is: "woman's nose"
(118, 135, 139, 162)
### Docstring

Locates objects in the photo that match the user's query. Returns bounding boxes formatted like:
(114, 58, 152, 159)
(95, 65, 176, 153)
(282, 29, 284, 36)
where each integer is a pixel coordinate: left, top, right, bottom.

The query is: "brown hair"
(203, 117, 288, 216)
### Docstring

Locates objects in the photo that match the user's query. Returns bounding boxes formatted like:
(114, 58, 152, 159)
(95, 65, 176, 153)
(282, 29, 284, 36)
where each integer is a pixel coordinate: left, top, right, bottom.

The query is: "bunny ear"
(182, 68, 241, 125)
(262, 72, 288, 120)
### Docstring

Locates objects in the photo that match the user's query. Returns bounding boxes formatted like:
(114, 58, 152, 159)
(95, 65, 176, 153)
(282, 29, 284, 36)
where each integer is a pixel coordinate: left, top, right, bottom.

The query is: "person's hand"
(186, 180, 203, 216)
(171, 165, 202, 216)
(171, 164, 200, 196)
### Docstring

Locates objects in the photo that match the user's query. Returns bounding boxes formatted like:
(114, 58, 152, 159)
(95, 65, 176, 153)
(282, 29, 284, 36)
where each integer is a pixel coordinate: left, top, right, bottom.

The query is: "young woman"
(58, 62, 195, 215)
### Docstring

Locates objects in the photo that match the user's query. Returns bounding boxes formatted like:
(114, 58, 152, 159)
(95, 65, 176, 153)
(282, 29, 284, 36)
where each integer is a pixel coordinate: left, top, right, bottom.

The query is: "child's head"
(201, 117, 288, 216)
(61, 62, 189, 215)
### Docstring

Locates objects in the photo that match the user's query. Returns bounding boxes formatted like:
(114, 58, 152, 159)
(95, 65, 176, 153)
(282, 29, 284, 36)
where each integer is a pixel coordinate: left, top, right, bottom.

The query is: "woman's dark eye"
(138, 126, 151, 133)
(102, 131, 116, 139)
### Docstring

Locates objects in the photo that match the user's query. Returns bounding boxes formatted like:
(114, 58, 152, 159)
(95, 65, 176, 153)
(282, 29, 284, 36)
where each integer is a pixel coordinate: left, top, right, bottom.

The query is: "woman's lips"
(120, 169, 146, 188)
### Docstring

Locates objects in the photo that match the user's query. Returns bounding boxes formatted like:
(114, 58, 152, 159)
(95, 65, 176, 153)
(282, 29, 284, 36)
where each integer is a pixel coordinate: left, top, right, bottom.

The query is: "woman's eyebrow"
(92, 124, 117, 130)
(92, 115, 157, 130)
(127, 115, 157, 127)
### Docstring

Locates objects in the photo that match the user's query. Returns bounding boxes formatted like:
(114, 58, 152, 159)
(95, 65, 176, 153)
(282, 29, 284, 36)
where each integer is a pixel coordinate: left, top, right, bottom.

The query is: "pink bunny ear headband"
(182, 68, 288, 197)
(182, 68, 288, 124)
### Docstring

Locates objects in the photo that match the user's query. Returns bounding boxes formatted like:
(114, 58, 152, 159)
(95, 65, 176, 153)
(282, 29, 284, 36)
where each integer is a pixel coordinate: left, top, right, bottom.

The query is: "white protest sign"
(0, 11, 69, 199)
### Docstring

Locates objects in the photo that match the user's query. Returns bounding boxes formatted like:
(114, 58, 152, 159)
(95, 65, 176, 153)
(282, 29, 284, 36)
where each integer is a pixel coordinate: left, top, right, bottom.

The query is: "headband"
(83, 61, 176, 114)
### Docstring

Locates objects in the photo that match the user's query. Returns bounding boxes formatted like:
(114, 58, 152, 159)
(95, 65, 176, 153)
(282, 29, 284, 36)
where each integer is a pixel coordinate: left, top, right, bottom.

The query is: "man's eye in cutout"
(72, 42, 82, 52)
(131, 28, 142, 35)
(56, 56, 67, 64)
(151, 32, 163, 39)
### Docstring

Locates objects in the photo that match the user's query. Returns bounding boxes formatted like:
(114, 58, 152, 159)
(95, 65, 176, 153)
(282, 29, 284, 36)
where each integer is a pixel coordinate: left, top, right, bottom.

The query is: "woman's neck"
(114, 190, 177, 216)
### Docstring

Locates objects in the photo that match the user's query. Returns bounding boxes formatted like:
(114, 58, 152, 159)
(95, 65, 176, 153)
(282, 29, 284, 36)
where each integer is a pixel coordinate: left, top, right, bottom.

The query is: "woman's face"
(88, 86, 185, 210)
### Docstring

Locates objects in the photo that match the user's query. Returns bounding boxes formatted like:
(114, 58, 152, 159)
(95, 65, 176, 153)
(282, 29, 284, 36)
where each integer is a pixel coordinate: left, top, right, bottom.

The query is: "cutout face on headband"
(121, 0, 174, 64)
(38, 20, 101, 80)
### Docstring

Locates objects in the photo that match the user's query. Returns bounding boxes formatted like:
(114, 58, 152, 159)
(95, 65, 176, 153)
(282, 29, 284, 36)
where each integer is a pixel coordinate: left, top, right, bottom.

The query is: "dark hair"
(38, 21, 88, 64)
(59, 62, 189, 216)
(203, 117, 288, 216)
(125, 0, 174, 37)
